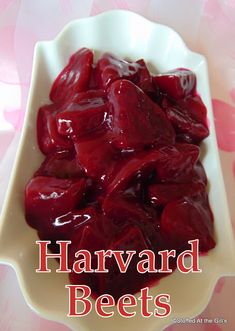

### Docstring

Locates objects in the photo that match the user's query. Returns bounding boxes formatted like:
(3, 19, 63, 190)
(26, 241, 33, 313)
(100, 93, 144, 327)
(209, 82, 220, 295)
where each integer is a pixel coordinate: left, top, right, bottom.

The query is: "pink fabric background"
(0, 0, 235, 330)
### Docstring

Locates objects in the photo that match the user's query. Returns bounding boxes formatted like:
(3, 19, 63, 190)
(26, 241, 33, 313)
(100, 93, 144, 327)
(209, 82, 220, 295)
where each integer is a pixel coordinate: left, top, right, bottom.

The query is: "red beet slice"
(96, 53, 139, 89)
(155, 143, 200, 183)
(102, 191, 162, 251)
(134, 59, 154, 94)
(153, 69, 196, 100)
(50, 48, 93, 104)
(108, 79, 175, 151)
(89, 65, 99, 89)
(96, 55, 155, 95)
(112, 226, 148, 252)
(74, 132, 118, 185)
(56, 92, 110, 139)
(148, 181, 205, 207)
(37, 207, 94, 246)
(61, 89, 107, 106)
(25, 176, 86, 229)
(106, 149, 160, 194)
(194, 160, 207, 185)
(107, 144, 199, 194)
(100, 226, 149, 299)
(103, 192, 155, 230)
(69, 224, 106, 297)
(161, 95, 209, 144)
(161, 197, 215, 252)
(37, 104, 73, 155)
(69, 210, 105, 259)
(35, 150, 83, 179)
(181, 94, 207, 123)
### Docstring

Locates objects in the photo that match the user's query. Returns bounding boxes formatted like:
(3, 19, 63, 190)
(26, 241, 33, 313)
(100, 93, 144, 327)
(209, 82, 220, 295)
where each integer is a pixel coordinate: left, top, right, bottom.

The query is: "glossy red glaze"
(108, 79, 175, 151)
(25, 48, 215, 300)
(153, 68, 196, 100)
(37, 104, 73, 155)
(50, 48, 93, 104)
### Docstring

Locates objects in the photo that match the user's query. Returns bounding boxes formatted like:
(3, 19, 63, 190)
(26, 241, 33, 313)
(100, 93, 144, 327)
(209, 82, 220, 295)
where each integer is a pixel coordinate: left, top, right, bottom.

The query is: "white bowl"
(0, 10, 234, 331)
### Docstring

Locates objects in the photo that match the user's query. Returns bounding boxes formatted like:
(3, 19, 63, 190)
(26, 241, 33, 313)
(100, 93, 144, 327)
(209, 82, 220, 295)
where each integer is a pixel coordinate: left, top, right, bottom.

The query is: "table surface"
(0, 1, 235, 330)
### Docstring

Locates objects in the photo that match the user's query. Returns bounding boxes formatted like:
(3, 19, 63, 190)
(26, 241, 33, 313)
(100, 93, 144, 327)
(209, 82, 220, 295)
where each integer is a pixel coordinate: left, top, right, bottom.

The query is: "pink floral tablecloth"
(0, 1, 235, 330)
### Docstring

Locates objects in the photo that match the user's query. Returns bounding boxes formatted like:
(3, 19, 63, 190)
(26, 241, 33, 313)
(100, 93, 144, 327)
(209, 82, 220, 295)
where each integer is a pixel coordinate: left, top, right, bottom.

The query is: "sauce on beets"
(25, 48, 215, 300)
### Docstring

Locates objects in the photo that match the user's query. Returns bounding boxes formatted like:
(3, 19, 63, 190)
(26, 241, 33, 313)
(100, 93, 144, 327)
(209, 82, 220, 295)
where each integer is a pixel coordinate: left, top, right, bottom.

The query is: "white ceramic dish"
(0, 10, 235, 331)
